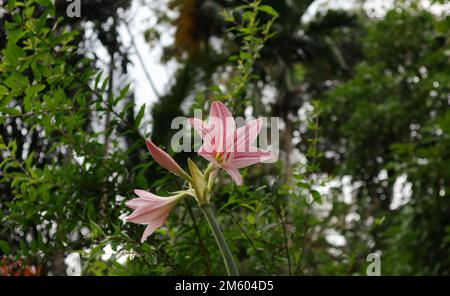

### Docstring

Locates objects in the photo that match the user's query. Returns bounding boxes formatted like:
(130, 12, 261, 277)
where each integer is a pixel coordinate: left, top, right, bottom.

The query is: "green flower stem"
(179, 170, 194, 184)
(201, 204, 240, 276)
(204, 163, 214, 180)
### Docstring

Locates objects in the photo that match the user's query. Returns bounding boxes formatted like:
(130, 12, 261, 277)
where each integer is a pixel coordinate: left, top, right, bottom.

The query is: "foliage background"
(0, 0, 449, 275)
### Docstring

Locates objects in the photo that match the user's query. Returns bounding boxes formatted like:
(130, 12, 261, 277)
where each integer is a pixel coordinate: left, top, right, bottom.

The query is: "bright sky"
(105, 0, 449, 113)
(117, 0, 178, 108)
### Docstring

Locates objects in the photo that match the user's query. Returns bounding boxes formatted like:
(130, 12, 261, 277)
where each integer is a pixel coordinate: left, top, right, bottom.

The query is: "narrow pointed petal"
(187, 118, 213, 138)
(141, 224, 156, 243)
(222, 165, 243, 185)
(145, 139, 186, 177)
(125, 198, 155, 209)
(198, 145, 219, 165)
(208, 102, 236, 153)
(187, 118, 215, 153)
(126, 190, 176, 210)
(126, 205, 170, 224)
(188, 101, 273, 186)
(125, 196, 177, 223)
(125, 190, 186, 242)
(209, 101, 232, 122)
(140, 210, 171, 243)
(133, 189, 167, 201)
(229, 148, 273, 168)
(234, 118, 263, 153)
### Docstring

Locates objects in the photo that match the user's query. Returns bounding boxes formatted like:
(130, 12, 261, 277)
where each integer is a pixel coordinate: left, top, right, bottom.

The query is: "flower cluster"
(125, 101, 273, 242)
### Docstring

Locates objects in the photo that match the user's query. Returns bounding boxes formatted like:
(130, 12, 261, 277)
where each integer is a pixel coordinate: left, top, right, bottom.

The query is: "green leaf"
(0, 240, 10, 254)
(310, 190, 322, 204)
(0, 85, 9, 97)
(4, 44, 26, 65)
(24, 6, 35, 18)
(24, 84, 45, 111)
(4, 107, 21, 116)
(258, 5, 279, 17)
(7, 29, 23, 45)
(375, 216, 386, 226)
(119, 84, 130, 100)
(101, 76, 109, 93)
(7, 0, 17, 9)
(239, 51, 252, 60)
(134, 104, 146, 128)
(31, 61, 42, 80)
(89, 219, 104, 239)
(3, 72, 29, 90)
(296, 182, 311, 190)
(30, 239, 37, 253)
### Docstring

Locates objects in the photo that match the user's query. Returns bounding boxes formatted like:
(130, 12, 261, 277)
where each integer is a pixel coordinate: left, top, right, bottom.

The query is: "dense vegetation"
(0, 0, 448, 275)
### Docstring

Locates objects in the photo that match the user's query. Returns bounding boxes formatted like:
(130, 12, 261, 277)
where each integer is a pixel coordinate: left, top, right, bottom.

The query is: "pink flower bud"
(145, 138, 188, 179)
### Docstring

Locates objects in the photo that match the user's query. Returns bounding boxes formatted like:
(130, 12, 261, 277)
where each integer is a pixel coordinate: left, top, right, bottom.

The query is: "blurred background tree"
(0, 0, 448, 275)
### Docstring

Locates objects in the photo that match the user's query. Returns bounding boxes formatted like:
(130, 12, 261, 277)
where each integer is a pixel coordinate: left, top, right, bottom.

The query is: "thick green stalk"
(204, 163, 214, 180)
(201, 204, 239, 276)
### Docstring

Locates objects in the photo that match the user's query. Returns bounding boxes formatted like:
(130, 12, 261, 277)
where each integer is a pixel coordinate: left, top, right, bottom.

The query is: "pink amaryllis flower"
(125, 189, 186, 242)
(188, 101, 273, 185)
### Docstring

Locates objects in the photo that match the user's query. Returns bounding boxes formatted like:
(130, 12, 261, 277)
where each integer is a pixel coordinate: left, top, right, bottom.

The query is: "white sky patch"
(390, 174, 412, 210)
(345, 212, 361, 225)
(119, 212, 129, 224)
(325, 229, 347, 247)
(309, 175, 356, 205)
(302, 0, 359, 23)
(302, 0, 449, 24)
(210, 36, 225, 53)
(244, 105, 254, 118)
(261, 85, 277, 106)
(377, 169, 388, 181)
(291, 148, 308, 165)
(65, 253, 82, 276)
(418, 0, 450, 15)
(102, 243, 133, 265)
(117, 0, 178, 108)
(341, 175, 355, 204)
(363, 0, 395, 18)
(85, 0, 179, 136)
(101, 244, 114, 261)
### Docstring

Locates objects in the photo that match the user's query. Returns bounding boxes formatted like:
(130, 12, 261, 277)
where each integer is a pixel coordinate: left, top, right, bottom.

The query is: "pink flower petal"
(145, 139, 185, 176)
(222, 165, 243, 185)
(229, 148, 273, 168)
(140, 208, 172, 243)
(126, 190, 175, 211)
(189, 101, 273, 186)
(199, 147, 219, 165)
(126, 197, 174, 218)
(187, 118, 215, 154)
(187, 118, 213, 138)
(133, 189, 167, 201)
(125, 189, 183, 241)
(126, 205, 170, 224)
(234, 118, 263, 153)
(208, 102, 236, 153)
(209, 101, 232, 123)
(125, 198, 152, 209)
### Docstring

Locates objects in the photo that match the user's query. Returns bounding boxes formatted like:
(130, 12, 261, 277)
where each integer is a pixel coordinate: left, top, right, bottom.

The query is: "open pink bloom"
(125, 189, 183, 242)
(146, 139, 186, 177)
(188, 101, 273, 185)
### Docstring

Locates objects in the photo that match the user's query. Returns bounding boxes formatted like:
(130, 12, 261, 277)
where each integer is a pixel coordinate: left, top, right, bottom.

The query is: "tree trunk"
(51, 250, 66, 276)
